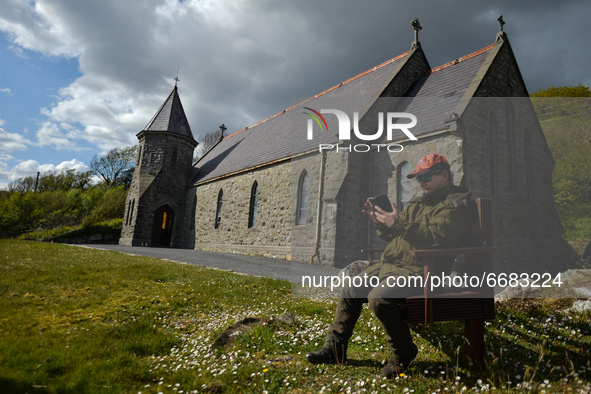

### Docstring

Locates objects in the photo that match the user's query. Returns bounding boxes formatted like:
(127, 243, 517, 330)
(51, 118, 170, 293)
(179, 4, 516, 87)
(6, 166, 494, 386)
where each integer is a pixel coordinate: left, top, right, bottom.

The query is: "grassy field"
(0, 240, 590, 393)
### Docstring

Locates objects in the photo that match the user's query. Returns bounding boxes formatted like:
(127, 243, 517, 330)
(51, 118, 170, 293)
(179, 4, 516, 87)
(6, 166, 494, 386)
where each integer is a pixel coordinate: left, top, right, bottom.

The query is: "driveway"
(77, 244, 340, 283)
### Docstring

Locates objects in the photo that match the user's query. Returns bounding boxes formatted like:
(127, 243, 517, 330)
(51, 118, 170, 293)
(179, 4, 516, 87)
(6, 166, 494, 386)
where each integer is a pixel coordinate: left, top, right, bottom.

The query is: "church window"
(171, 147, 178, 168)
(248, 181, 259, 228)
(296, 171, 309, 225)
(507, 103, 517, 192)
(125, 200, 131, 225)
(126, 199, 135, 226)
(137, 146, 142, 165)
(397, 162, 412, 211)
(490, 113, 499, 196)
(524, 131, 534, 204)
(190, 195, 197, 230)
(215, 189, 223, 229)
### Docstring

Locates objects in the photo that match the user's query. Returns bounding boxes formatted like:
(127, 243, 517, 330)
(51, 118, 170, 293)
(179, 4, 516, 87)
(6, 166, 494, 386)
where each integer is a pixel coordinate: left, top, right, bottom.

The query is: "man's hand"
(362, 200, 399, 228)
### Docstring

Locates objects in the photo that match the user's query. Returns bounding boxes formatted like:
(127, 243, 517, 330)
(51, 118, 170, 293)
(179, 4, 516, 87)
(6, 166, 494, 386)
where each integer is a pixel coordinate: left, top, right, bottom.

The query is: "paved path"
(76, 244, 340, 283)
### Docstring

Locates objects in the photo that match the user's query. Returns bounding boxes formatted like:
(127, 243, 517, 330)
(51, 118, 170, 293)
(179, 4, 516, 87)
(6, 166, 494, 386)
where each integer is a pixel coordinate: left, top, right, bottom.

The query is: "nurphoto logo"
(303, 108, 418, 153)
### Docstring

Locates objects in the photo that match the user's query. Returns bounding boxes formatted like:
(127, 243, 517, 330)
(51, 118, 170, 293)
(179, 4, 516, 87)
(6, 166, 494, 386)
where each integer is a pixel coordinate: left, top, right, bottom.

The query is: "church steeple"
(120, 84, 198, 248)
(143, 85, 195, 142)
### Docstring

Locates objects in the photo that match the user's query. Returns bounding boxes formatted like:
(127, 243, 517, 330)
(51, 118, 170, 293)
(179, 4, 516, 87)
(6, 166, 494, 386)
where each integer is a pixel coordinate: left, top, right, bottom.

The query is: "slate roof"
(389, 44, 494, 141)
(143, 85, 195, 141)
(191, 43, 495, 185)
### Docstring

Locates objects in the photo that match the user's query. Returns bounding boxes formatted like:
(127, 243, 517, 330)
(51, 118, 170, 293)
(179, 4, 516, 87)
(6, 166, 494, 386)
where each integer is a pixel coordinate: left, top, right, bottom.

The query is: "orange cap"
(407, 153, 450, 179)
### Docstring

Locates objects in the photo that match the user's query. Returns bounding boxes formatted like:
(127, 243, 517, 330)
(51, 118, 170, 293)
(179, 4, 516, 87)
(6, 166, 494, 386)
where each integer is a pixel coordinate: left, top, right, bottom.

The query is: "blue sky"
(1, 0, 590, 189)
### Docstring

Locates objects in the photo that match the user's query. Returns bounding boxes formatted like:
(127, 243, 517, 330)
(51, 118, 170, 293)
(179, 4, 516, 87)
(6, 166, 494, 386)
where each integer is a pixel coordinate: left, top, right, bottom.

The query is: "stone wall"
(191, 161, 293, 259)
(120, 131, 196, 247)
(460, 97, 568, 274)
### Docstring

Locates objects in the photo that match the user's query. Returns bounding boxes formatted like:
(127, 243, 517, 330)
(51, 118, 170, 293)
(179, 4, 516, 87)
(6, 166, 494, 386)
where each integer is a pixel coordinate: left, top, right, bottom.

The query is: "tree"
(194, 126, 225, 159)
(530, 83, 591, 98)
(8, 175, 37, 192)
(90, 146, 137, 187)
(38, 169, 93, 191)
(9, 169, 92, 192)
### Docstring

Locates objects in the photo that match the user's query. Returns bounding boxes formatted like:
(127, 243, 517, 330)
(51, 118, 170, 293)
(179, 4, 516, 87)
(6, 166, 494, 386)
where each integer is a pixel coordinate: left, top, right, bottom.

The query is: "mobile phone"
(368, 193, 393, 212)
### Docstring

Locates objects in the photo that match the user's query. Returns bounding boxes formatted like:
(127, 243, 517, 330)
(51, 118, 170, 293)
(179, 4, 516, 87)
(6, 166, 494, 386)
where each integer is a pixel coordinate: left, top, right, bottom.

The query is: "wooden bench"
(363, 198, 496, 367)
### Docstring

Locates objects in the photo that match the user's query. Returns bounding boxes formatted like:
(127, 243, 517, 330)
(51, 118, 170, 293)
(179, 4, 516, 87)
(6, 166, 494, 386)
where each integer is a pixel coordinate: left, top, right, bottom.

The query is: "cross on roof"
(498, 15, 505, 32)
(496, 15, 507, 42)
(411, 18, 422, 50)
(174, 67, 180, 86)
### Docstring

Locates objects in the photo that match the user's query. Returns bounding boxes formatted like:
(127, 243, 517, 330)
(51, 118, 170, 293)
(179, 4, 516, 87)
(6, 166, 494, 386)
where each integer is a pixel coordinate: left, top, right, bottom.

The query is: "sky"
(0, 0, 590, 189)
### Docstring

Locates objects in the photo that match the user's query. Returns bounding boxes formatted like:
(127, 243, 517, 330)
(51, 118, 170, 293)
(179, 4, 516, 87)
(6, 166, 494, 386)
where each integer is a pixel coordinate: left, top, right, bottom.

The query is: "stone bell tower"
(119, 84, 198, 247)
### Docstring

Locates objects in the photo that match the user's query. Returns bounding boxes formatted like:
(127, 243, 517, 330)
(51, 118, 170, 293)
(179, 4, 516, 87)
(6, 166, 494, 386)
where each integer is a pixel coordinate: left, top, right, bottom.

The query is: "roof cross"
(411, 18, 422, 50)
(411, 18, 422, 32)
(410, 18, 423, 51)
(174, 67, 180, 86)
(496, 15, 507, 42)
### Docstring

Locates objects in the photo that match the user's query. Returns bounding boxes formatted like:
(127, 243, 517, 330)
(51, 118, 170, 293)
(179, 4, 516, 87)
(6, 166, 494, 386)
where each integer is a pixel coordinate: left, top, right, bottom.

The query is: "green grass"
(19, 218, 123, 242)
(0, 240, 590, 393)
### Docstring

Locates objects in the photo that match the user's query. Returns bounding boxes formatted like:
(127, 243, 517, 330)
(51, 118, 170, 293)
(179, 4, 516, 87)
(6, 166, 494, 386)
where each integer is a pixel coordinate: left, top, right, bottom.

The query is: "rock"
(573, 287, 591, 298)
(495, 269, 591, 301)
(267, 355, 293, 363)
(338, 260, 369, 278)
(278, 313, 295, 324)
(570, 300, 591, 313)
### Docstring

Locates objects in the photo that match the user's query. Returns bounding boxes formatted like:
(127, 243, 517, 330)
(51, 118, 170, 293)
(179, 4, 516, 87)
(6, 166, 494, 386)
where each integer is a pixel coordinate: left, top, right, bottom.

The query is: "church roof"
(142, 85, 195, 141)
(389, 44, 494, 140)
(192, 42, 496, 185)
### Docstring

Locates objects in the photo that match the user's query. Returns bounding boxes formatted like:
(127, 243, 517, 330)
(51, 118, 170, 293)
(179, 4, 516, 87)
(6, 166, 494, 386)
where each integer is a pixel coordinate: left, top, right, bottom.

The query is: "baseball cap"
(407, 153, 451, 179)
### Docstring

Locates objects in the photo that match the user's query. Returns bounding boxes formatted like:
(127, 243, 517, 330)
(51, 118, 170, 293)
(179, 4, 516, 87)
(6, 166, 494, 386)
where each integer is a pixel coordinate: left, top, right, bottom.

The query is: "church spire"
(143, 84, 195, 142)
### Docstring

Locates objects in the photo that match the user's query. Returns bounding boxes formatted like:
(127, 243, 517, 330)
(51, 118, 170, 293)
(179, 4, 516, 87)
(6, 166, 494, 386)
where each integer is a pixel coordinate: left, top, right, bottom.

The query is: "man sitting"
(306, 153, 473, 378)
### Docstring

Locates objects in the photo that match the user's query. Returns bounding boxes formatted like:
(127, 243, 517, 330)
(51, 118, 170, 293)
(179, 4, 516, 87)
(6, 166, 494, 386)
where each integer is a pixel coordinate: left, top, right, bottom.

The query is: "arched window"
(397, 162, 412, 211)
(296, 171, 309, 225)
(248, 181, 259, 228)
(507, 103, 517, 192)
(171, 147, 179, 168)
(490, 113, 499, 196)
(190, 195, 197, 230)
(125, 200, 132, 225)
(125, 199, 135, 226)
(524, 131, 534, 205)
(215, 189, 223, 229)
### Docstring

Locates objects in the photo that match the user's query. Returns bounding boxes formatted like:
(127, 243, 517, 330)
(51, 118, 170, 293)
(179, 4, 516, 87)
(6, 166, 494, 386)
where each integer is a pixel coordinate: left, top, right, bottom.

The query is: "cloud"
(12, 0, 588, 141)
(0, 158, 89, 186)
(0, 0, 82, 58)
(0, 126, 30, 152)
(35, 121, 78, 150)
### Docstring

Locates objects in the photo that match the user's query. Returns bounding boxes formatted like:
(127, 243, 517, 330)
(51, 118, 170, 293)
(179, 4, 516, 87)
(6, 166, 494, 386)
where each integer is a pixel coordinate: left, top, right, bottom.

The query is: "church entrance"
(152, 205, 174, 247)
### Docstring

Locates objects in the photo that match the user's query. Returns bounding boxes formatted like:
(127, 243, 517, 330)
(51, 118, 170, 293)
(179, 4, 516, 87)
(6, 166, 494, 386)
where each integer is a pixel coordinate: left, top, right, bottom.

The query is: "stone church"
(119, 20, 568, 275)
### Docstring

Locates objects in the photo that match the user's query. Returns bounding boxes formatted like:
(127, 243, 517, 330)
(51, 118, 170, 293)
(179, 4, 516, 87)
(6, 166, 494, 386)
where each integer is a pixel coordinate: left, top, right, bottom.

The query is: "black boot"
(381, 344, 418, 378)
(306, 342, 348, 365)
